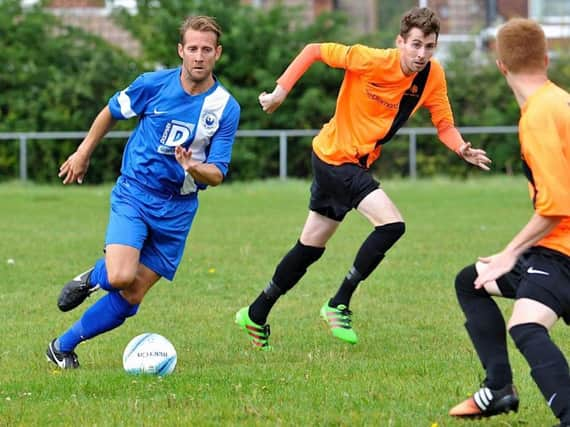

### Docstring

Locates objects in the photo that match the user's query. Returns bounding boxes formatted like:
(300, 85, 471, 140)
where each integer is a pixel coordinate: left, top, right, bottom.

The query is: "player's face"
(178, 29, 221, 88)
(397, 28, 437, 76)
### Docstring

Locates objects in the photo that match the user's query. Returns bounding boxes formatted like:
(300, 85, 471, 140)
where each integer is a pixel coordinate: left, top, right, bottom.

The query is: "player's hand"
(58, 151, 90, 184)
(258, 85, 288, 114)
(474, 251, 517, 289)
(175, 145, 194, 171)
(458, 142, 492, 171)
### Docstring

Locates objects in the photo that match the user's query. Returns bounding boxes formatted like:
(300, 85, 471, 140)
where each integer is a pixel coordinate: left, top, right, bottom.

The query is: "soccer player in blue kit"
(46, 15, 240, 369)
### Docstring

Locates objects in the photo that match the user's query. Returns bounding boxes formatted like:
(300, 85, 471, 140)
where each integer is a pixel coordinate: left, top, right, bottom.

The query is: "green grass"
(0, 177, 565, 426)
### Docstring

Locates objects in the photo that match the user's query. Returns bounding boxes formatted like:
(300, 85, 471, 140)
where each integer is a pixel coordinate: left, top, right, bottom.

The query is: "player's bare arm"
(59, 106, 116, 185)
(175, 145, 223, 186)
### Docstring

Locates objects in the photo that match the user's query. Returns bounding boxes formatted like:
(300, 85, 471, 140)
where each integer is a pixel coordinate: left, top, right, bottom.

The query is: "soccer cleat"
(235, 307, 271, 351)
(45, 339, 80, 369)
(449, 383, 519, 418)
(320, 301, 358, 344)
(57, 267, 99, 312)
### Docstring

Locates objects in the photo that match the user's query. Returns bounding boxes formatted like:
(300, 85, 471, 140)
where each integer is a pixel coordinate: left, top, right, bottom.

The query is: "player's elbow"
(303, 43, 322, 60)
(208, 169, 224, 187)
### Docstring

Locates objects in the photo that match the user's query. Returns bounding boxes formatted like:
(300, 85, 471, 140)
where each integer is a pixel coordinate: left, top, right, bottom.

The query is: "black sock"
(510, 323, 570, 423)
(330, 267, 362, 308)
(248, 240, 324, 325)
(248, 281, 282, 325)
(455, 265, 512, 389)
(330, 222, 405, 308)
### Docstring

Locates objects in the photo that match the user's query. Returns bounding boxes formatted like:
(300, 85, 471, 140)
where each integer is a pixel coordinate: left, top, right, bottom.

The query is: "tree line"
(1, 0, 569, 183)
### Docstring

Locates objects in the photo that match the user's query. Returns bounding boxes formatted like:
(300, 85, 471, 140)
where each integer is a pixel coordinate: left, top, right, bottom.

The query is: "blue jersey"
(108, 67, 240, 196)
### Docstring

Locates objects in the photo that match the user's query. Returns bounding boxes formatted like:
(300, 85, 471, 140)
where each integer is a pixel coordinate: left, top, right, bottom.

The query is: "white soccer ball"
(123, 333, 177, 376)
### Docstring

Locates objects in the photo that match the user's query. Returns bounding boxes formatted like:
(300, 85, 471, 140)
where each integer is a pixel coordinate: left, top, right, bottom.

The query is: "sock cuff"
(296, 239, 325, 258)
(374, 221, 405, 234)
(509, 322, 549, 346)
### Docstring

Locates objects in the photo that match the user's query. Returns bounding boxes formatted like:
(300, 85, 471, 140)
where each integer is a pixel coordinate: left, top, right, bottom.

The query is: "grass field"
(0, 177, 566, 426)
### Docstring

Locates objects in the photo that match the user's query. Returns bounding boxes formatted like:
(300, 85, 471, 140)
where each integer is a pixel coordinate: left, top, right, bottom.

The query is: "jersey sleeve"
(276, 44, 322, 92)
(108, 73, 150, 120)
(521, 115, 570, 217)
(422, 62, 454, 128)
(205, 98, 241, 177)
(320, 43, 385, 75)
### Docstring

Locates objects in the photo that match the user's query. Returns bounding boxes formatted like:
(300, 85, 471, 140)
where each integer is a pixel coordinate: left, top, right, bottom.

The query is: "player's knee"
(107, 270, 136, 289)
(455, 264, 486, 297)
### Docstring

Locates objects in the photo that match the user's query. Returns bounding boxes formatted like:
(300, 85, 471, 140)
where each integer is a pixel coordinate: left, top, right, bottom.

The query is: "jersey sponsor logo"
(526, 266, 550, 276)
(158, 120, 195, 154)
(365, 89, 399, 109)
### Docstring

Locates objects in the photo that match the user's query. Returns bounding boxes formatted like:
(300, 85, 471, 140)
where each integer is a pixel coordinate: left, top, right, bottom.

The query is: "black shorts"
(309, 151, 379, 222)
(497, 246, 570, 324)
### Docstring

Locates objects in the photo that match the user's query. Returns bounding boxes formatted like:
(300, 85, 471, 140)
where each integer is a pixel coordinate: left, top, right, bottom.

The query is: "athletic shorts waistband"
(117, 176, 197, 201)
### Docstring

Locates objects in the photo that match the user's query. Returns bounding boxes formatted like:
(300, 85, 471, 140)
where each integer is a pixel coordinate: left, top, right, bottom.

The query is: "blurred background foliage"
(1, 0, 569, 183)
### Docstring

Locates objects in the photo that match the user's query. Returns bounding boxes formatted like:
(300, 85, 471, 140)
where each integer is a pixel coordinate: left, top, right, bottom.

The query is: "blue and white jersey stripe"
(108, 67, 240, 196)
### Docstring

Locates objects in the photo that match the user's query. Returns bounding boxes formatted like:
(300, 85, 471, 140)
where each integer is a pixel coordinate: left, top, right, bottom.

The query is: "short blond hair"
(179, 15, 222, 45)
(497, 18, 547, 73)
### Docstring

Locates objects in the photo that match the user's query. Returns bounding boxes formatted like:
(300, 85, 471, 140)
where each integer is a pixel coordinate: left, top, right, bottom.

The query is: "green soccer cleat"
(320, 301, 358, 344)
(235, 307, 272, 351)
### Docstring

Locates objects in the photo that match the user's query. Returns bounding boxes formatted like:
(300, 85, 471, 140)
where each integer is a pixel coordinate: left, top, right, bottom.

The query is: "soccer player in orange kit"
(449, 18, 570, 426)
(235, 7, 491, 350)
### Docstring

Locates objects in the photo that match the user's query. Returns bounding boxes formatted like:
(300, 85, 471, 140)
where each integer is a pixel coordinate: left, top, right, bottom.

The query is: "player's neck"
(508, 73, 548, 107)
(180, 74, 215, 95)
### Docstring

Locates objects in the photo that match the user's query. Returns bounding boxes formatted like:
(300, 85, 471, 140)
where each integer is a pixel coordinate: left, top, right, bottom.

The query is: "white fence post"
(19, 135, 27, 182)
(279, 131, 287, 180)
(409, 131, 417, 180)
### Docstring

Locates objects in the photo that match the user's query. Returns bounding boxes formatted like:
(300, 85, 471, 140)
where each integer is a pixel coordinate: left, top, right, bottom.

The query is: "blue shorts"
(105, 176, 198, 280)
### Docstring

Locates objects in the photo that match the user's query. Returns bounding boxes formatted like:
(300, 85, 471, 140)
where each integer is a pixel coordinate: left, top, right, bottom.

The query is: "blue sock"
(57, 292, 139, 352)
(89, 258, 115, 291)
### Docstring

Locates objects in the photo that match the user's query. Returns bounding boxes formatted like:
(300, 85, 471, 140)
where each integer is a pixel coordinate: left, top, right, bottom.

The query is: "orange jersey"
(312, 43, 455, 167)
(519, 81, 570, 256)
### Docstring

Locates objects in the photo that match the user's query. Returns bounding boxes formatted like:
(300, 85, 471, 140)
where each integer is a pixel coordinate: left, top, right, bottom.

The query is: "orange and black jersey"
(311, 44, 456, 168)
(520, 81, 570, 256)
